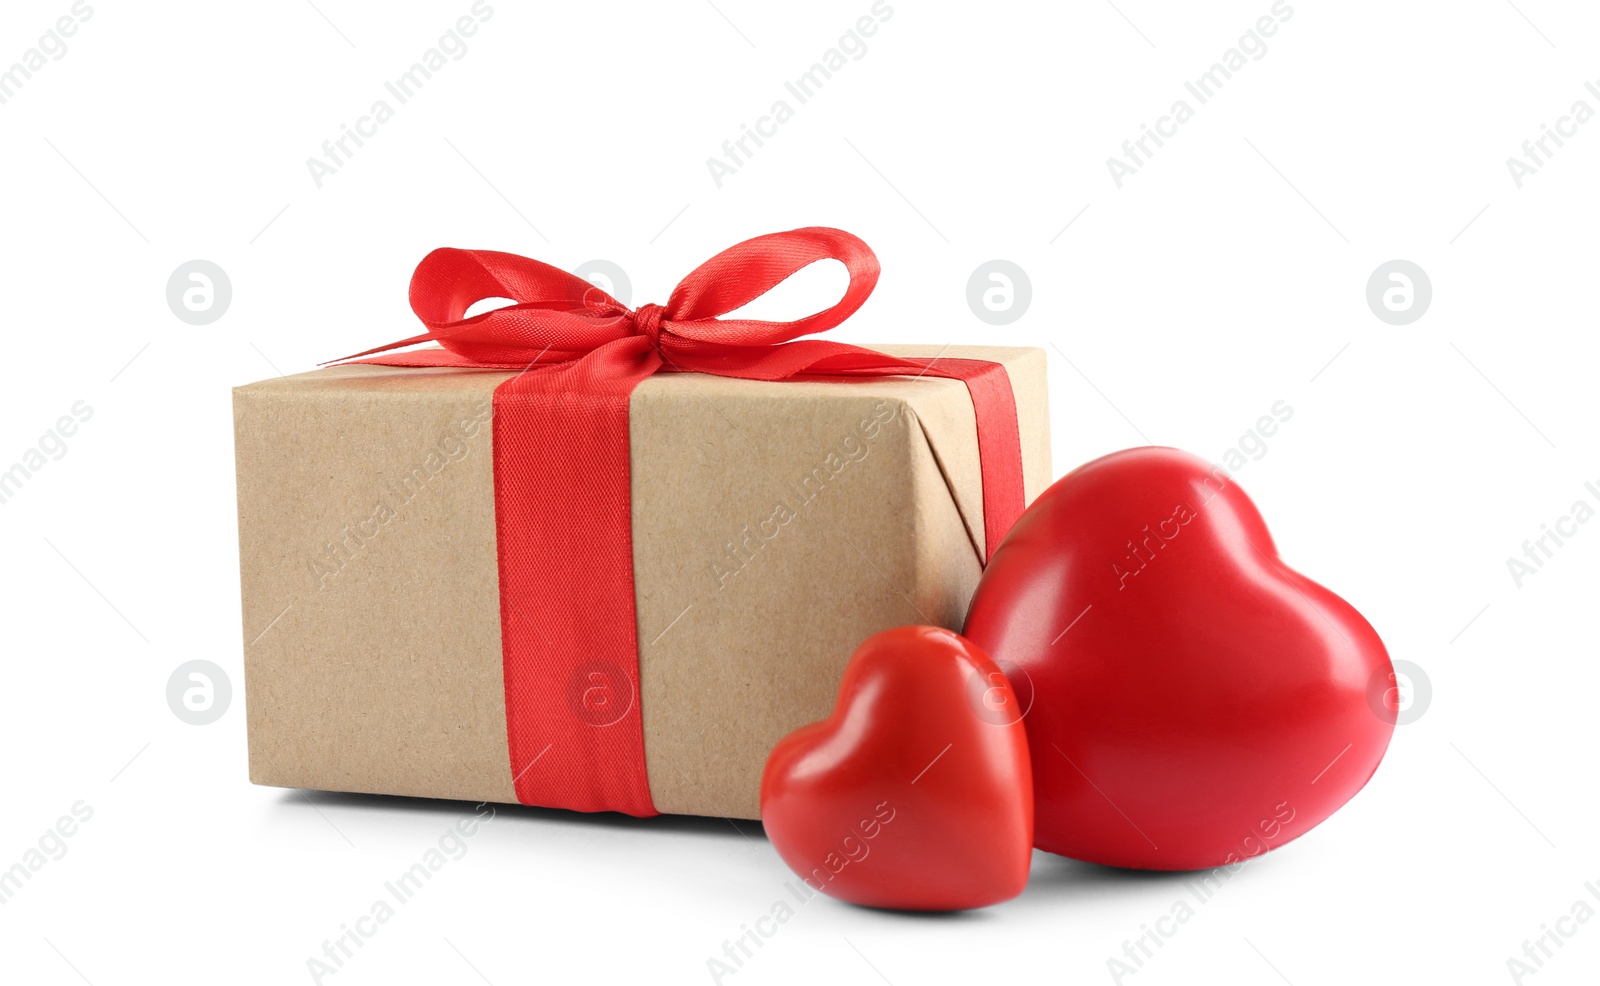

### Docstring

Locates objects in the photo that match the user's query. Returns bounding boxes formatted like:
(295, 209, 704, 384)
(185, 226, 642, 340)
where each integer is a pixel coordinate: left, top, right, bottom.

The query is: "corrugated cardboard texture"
(235, 346, 1049, 819)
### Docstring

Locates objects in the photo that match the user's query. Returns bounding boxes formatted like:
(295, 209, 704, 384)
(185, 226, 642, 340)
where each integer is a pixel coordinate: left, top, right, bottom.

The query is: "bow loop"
(661, 227, 880, 346)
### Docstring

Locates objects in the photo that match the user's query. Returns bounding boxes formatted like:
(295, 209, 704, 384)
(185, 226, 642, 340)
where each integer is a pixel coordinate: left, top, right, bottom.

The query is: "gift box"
(232, 229, 1050, 819)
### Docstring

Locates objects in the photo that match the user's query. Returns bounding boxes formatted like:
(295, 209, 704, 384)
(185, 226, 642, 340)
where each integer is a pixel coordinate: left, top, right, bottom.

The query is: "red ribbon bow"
(344, 227, 1025, 816)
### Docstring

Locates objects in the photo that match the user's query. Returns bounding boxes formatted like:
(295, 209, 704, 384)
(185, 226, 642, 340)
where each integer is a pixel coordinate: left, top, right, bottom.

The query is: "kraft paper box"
(234, 345, 1049, 819)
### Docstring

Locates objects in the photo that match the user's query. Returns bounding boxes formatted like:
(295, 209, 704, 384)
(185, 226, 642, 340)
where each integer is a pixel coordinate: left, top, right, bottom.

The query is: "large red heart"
(759, 626, 1033, 910)
(964, 447, 1395, 871)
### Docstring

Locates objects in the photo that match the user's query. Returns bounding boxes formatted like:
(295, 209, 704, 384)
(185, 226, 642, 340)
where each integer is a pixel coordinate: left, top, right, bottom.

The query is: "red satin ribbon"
(341, 228, 1025, 816)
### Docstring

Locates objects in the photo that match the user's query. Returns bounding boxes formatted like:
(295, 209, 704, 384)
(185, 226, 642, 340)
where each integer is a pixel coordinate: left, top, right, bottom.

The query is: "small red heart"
(760, 626, 1033, 911)
(964, 447, 1395, 871)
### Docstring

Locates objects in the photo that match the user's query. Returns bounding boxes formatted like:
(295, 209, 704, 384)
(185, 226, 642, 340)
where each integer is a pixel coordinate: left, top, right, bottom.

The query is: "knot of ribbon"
(630, 303, 666, 352)
(336, 227, 1025, 818)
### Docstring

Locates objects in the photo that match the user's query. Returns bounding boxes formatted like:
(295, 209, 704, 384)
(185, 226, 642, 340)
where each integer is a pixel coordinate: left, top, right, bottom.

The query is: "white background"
(1, 1, 1597, 983)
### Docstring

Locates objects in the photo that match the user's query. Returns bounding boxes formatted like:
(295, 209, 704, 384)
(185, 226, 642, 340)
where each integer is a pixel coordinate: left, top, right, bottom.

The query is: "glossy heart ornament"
(964, 447, 1395, 871)
(759, 627, 1033, 911)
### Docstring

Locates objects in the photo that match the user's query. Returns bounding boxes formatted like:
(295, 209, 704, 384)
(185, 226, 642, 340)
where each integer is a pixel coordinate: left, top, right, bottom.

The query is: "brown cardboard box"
(234, 345, 1049, 819)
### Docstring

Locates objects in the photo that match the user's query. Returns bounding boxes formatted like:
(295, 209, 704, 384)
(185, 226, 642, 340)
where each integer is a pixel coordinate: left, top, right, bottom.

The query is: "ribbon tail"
(325, 331, 439, 365)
